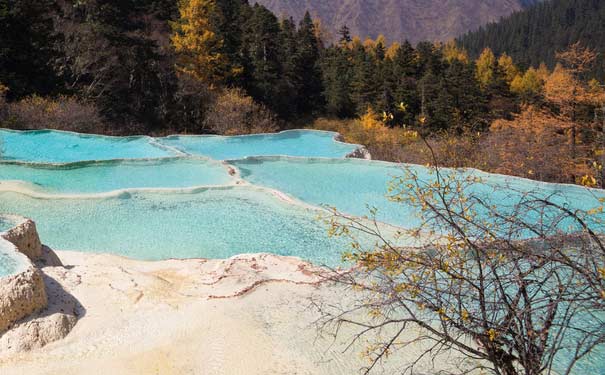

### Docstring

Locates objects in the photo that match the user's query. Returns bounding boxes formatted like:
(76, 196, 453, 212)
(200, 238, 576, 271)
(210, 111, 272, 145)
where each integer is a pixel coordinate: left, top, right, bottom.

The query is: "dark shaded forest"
(1, 0, 605, 187)
(0, 0, 534, 133)
(458, 0, 605, 79)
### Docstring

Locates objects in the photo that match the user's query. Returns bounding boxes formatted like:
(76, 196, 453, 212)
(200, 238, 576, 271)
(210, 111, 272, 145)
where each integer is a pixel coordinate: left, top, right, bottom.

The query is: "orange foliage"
(485, 105, 589, 183)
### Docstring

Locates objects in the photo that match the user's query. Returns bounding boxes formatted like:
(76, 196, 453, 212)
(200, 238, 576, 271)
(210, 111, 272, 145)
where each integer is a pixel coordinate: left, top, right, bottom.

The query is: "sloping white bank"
(0, 250, 463, 375)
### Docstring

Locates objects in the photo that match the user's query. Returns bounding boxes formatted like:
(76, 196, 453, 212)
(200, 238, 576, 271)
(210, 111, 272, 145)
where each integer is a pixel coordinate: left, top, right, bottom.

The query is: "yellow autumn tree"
(510, 67, 543, 101)
(443, 40, 469, 63)
(498, 53, 518, 84)
(545, 66, 591, 161)
(587, 79, 605, 187)
(587, 78, 605, 107)
(544, 43, 597, 182)
(362, 37, 376, 51)
(350, 36, 363, 50)
(386, 42, 400, 59)
(171, 0, 227, 85)
(475, 48, 496, 89)
(312, 18, 330, 44)
(537, 63, 550, 82)
(545, 64, 584, 105)
(487, 105, 582, 182)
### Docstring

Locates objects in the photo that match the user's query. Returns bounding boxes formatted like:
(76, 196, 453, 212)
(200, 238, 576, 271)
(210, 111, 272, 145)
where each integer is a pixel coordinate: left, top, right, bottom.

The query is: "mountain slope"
(458, 0, 605, 78)
(252, 0, 539, 43)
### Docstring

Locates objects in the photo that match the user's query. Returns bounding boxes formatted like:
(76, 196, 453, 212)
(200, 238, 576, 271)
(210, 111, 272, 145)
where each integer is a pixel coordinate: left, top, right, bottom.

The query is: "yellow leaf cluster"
(443, 40, 469, 64)
(171, 0, 227, 84)
(498, 53, 518, 84)
(580, 174, 597, 187)
(510, 68, 543, 98)
(475, 48, 496, 89)
(487, 328, 497, 342)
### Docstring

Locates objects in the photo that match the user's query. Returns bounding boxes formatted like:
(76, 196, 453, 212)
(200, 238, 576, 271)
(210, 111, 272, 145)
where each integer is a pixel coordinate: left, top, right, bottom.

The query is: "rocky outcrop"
(0, 266, 48, 333)
(333, 133, 372, 160)
(346, 146, 372, 160)
(0, 272, 78, 354)
(0, 215, 70, 351)
(0, 215, 49, 334)
(1, 218, 43, 262)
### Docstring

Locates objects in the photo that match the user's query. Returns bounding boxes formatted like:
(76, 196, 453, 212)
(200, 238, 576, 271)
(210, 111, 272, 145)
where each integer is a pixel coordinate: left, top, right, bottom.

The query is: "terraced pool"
(0, 187, 374, 265)
(0, 129, 174, 163)
(0, 158, 235, 194)
(157, 130, 360, 160)
(0, 127, 603, 373)
(1, 128, 604, 262)
(0, 129, 359, 162)
(233, 156, 605, 231)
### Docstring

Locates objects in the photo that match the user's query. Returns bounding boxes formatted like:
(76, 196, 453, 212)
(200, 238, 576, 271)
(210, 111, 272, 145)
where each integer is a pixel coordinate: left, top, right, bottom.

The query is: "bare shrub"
(399, 132, 483, 168)
(170, 73, 215, 134)
(204, 88, 279, 135)
(317, 166, 605, 375)
(4, 95, 106, 134)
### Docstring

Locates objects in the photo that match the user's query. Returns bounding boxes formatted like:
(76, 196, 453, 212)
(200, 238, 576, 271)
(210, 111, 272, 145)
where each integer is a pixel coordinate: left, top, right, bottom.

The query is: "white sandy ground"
(0, 251, 467, 375)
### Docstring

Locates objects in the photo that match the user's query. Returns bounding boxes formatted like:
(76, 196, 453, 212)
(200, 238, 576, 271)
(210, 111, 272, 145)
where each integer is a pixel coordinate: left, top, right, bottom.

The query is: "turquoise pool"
(0, 129, 175, 163)
(0, 216, 27, 277)
(157, 130, 360, 160)
(0, 187, 374, 266)
(0, 158, 234, 194)
(233, 157, 605, 230)
(0, 128, 603, 373)
(0, 129, 360, 162)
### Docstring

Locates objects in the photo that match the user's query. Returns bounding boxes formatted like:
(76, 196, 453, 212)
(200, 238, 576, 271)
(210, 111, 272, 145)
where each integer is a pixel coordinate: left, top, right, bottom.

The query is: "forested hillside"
(458, 0, 605, 78)
(253, 0, 539, 43)
(1, 0, 605, 188)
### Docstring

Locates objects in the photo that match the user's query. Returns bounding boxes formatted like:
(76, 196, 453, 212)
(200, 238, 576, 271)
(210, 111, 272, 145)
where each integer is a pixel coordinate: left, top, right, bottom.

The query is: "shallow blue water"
(158, 130, 359, 159)
(0, 216, 25, 277)
(0, 129, 359, 162)
(0, 240, 20, 277)
(0, 158, 234, 194)
(0, 216, 19, 232)
(0, 129, 602, 373)
(0, 187, 366, 266)
(0, 129, 174, 163)
(233, 157, 605, 230)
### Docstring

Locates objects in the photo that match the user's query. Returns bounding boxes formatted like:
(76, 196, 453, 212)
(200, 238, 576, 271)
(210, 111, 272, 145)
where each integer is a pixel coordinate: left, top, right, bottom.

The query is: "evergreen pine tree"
(240, 4, 282, 112)
(293, 12, 324, 115)
(275, 17, 299, 118)
(321, 46, 354, 118)
(338, 25, 352, 46)
(350, 45, 380, 115)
